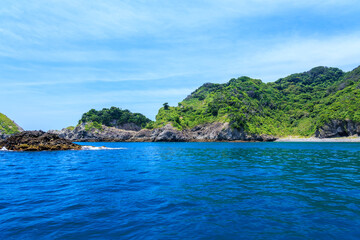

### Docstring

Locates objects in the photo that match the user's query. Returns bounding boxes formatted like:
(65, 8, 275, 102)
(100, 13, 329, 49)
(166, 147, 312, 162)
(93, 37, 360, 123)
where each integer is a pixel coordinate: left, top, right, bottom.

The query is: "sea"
(0, 142, 360, 239)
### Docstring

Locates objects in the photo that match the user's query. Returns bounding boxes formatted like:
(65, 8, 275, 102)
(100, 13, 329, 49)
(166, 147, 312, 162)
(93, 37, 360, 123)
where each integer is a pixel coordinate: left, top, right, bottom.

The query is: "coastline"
(73, 137, 360, 143)
(276, 136, 360, 142)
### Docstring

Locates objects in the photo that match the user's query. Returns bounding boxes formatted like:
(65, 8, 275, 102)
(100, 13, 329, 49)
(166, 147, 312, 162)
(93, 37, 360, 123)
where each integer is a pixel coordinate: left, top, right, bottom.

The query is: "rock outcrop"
(315, 120, 360, 138)
(0, 113, 24, 138)
(0, 131, 82, 151)
(0, 133, 9, 140)
(50, 122, 277, 142)
(49, 123, 135, 142)
(110, 122, 142, 131)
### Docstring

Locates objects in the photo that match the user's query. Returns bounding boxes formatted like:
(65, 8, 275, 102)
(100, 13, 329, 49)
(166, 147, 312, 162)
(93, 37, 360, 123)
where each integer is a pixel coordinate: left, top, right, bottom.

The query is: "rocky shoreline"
(0, 131, 82, 151)
(276, 136, 360, 142)
(47, 120, 360, 143)
(2, 121, 360, 145)
(49, 122, 277, 142)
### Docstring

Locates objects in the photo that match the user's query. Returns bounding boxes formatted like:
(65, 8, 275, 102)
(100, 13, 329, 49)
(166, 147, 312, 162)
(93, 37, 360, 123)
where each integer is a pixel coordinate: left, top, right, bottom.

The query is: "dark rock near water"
(49, 123, 135, 142)
(50, 122, 277, 142)
(0, 131, 82, 151)
(0, 133, 9, 140)
(315, 120, 360, 138)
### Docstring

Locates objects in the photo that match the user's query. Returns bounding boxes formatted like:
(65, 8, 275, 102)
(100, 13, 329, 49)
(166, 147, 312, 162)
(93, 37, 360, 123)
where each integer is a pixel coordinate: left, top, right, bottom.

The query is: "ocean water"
(1, 142, 360, 239)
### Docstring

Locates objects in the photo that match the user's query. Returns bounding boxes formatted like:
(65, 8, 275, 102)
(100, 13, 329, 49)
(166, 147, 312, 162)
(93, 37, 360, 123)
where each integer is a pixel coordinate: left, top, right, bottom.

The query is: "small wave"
(81, 146, 126, 151)
(1, 147, 8, 151)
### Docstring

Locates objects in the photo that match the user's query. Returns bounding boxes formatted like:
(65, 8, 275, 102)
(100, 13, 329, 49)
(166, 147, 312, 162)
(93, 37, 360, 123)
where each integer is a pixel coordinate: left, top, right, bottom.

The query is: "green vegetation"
(66, 126, 75, 131)
(153, 66, 360, 136)
(163, 102, 169, 110)
(0, 113, 21, 135)
(84, 122, 103, 131)
(79, 107, 152, 129)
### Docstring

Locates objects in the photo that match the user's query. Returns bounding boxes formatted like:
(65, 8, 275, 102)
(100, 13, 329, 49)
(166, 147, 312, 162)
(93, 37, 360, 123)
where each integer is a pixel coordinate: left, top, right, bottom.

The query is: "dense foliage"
(153, 66, 360, 136)
(80, 107, 152, 128)
(0, 113, 21, 135)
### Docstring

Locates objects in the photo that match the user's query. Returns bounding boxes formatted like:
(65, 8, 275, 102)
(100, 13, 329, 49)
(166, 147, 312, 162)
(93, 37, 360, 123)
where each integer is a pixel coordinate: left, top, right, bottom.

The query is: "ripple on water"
(0, 142, 360, 239)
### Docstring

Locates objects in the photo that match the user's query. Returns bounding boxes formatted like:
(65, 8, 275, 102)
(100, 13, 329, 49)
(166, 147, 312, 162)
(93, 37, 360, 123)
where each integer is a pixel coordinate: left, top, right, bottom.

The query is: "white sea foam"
(81, 146, 126, 150)
(1, 147, 8, 151)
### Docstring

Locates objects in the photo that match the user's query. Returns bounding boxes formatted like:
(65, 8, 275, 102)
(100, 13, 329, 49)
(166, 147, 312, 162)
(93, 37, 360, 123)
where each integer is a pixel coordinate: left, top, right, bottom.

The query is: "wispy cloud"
(234, 33, 360, 81)
(1, 0, 360, 130)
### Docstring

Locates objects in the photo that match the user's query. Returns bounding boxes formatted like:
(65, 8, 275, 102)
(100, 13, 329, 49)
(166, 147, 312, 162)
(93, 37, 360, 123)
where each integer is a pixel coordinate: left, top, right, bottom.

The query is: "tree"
(163, 102, 169, 110)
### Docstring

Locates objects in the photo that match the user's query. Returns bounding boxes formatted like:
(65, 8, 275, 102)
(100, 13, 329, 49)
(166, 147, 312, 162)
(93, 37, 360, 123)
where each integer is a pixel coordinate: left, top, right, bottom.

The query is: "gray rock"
(151, 124, 186, 142)
(0, 133, 10, 140)
(109, 121, 142, 131)
(49, 122, 277, 142)
(315, 120, 360, 138)
(49, 123, 135, 142)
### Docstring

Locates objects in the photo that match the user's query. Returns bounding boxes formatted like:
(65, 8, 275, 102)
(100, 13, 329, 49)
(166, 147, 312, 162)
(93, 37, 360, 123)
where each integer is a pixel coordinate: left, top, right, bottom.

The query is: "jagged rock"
(151, 124, 186, 142)
(131, 129, 153, 142)
(109, 121, 142, 131)
(260, 134, 278, 142)
(0, 131, 82, 151)
(49, 123, 135, 142)
(0, 133, 9, 140)
(315, 120, 360, 138)
(49, 122, 277, 142)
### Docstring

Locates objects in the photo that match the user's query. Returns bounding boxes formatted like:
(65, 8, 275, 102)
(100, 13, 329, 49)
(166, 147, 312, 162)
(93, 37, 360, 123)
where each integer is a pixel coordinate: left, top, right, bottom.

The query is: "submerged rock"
(0, 131, 82, 151)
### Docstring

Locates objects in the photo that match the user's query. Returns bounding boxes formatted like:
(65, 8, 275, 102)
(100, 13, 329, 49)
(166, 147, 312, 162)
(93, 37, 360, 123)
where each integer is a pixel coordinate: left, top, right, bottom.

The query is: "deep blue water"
(1, 142, 360, 239)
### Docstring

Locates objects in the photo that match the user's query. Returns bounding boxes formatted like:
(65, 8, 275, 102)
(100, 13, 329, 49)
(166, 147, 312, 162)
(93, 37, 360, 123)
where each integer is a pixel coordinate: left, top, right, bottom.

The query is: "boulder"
(151, 124, 186, 142)
(315, 120, 360, 138)
(0, 131, 82, 151)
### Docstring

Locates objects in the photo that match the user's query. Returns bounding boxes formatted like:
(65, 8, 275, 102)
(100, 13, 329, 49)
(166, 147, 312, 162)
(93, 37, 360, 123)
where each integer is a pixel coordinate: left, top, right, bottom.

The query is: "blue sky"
(1, 0, 360, 130)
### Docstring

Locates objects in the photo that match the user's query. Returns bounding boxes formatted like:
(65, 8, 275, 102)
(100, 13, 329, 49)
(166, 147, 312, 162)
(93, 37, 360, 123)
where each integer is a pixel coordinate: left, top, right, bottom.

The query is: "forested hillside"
(152, 66, 360, 137)
(79, 107, 151, 130)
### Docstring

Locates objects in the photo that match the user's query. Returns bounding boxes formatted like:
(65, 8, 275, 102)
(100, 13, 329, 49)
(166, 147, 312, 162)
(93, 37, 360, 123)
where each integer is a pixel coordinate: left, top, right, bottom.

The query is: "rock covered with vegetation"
(52, 65, 360, 141)
(0, 131, 82, 151)
(153, 66, 360, 138)
(0, 113, 23, 139)
(79, 107, 151, 131)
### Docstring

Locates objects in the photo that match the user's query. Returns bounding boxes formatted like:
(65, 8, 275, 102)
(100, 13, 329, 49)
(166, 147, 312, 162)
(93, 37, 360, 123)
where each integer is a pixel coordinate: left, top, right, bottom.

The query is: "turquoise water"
(1, 142, 360, 239)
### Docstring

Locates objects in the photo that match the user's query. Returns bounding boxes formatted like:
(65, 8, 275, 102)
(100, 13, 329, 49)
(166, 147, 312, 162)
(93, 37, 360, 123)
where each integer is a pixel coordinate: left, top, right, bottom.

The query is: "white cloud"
(1, 0, 358, 45)
(45, 88, 195, 106)
(235, 33, 360, 81)
(1, 0, 360, 130)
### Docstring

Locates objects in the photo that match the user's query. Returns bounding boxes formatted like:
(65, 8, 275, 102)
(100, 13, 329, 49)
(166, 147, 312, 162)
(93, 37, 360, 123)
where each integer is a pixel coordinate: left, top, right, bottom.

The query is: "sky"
(1, 0, 360, 130)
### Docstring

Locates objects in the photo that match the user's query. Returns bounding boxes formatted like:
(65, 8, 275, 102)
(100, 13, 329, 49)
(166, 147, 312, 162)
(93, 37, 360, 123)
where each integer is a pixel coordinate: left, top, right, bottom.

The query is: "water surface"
(1, 142, 360, 239)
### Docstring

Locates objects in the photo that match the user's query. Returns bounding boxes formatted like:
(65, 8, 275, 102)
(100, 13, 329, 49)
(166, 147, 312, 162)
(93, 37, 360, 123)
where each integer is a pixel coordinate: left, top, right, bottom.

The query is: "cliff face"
(315, 120, 360, 138)
(50, 122, 277, 142)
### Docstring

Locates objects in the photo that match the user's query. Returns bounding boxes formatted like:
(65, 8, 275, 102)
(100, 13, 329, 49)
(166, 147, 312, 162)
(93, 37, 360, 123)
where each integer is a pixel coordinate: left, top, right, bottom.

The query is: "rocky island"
(50, 65, 360, 142)
(0, 131, 82, 151)
(1, 65, 360, 143)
